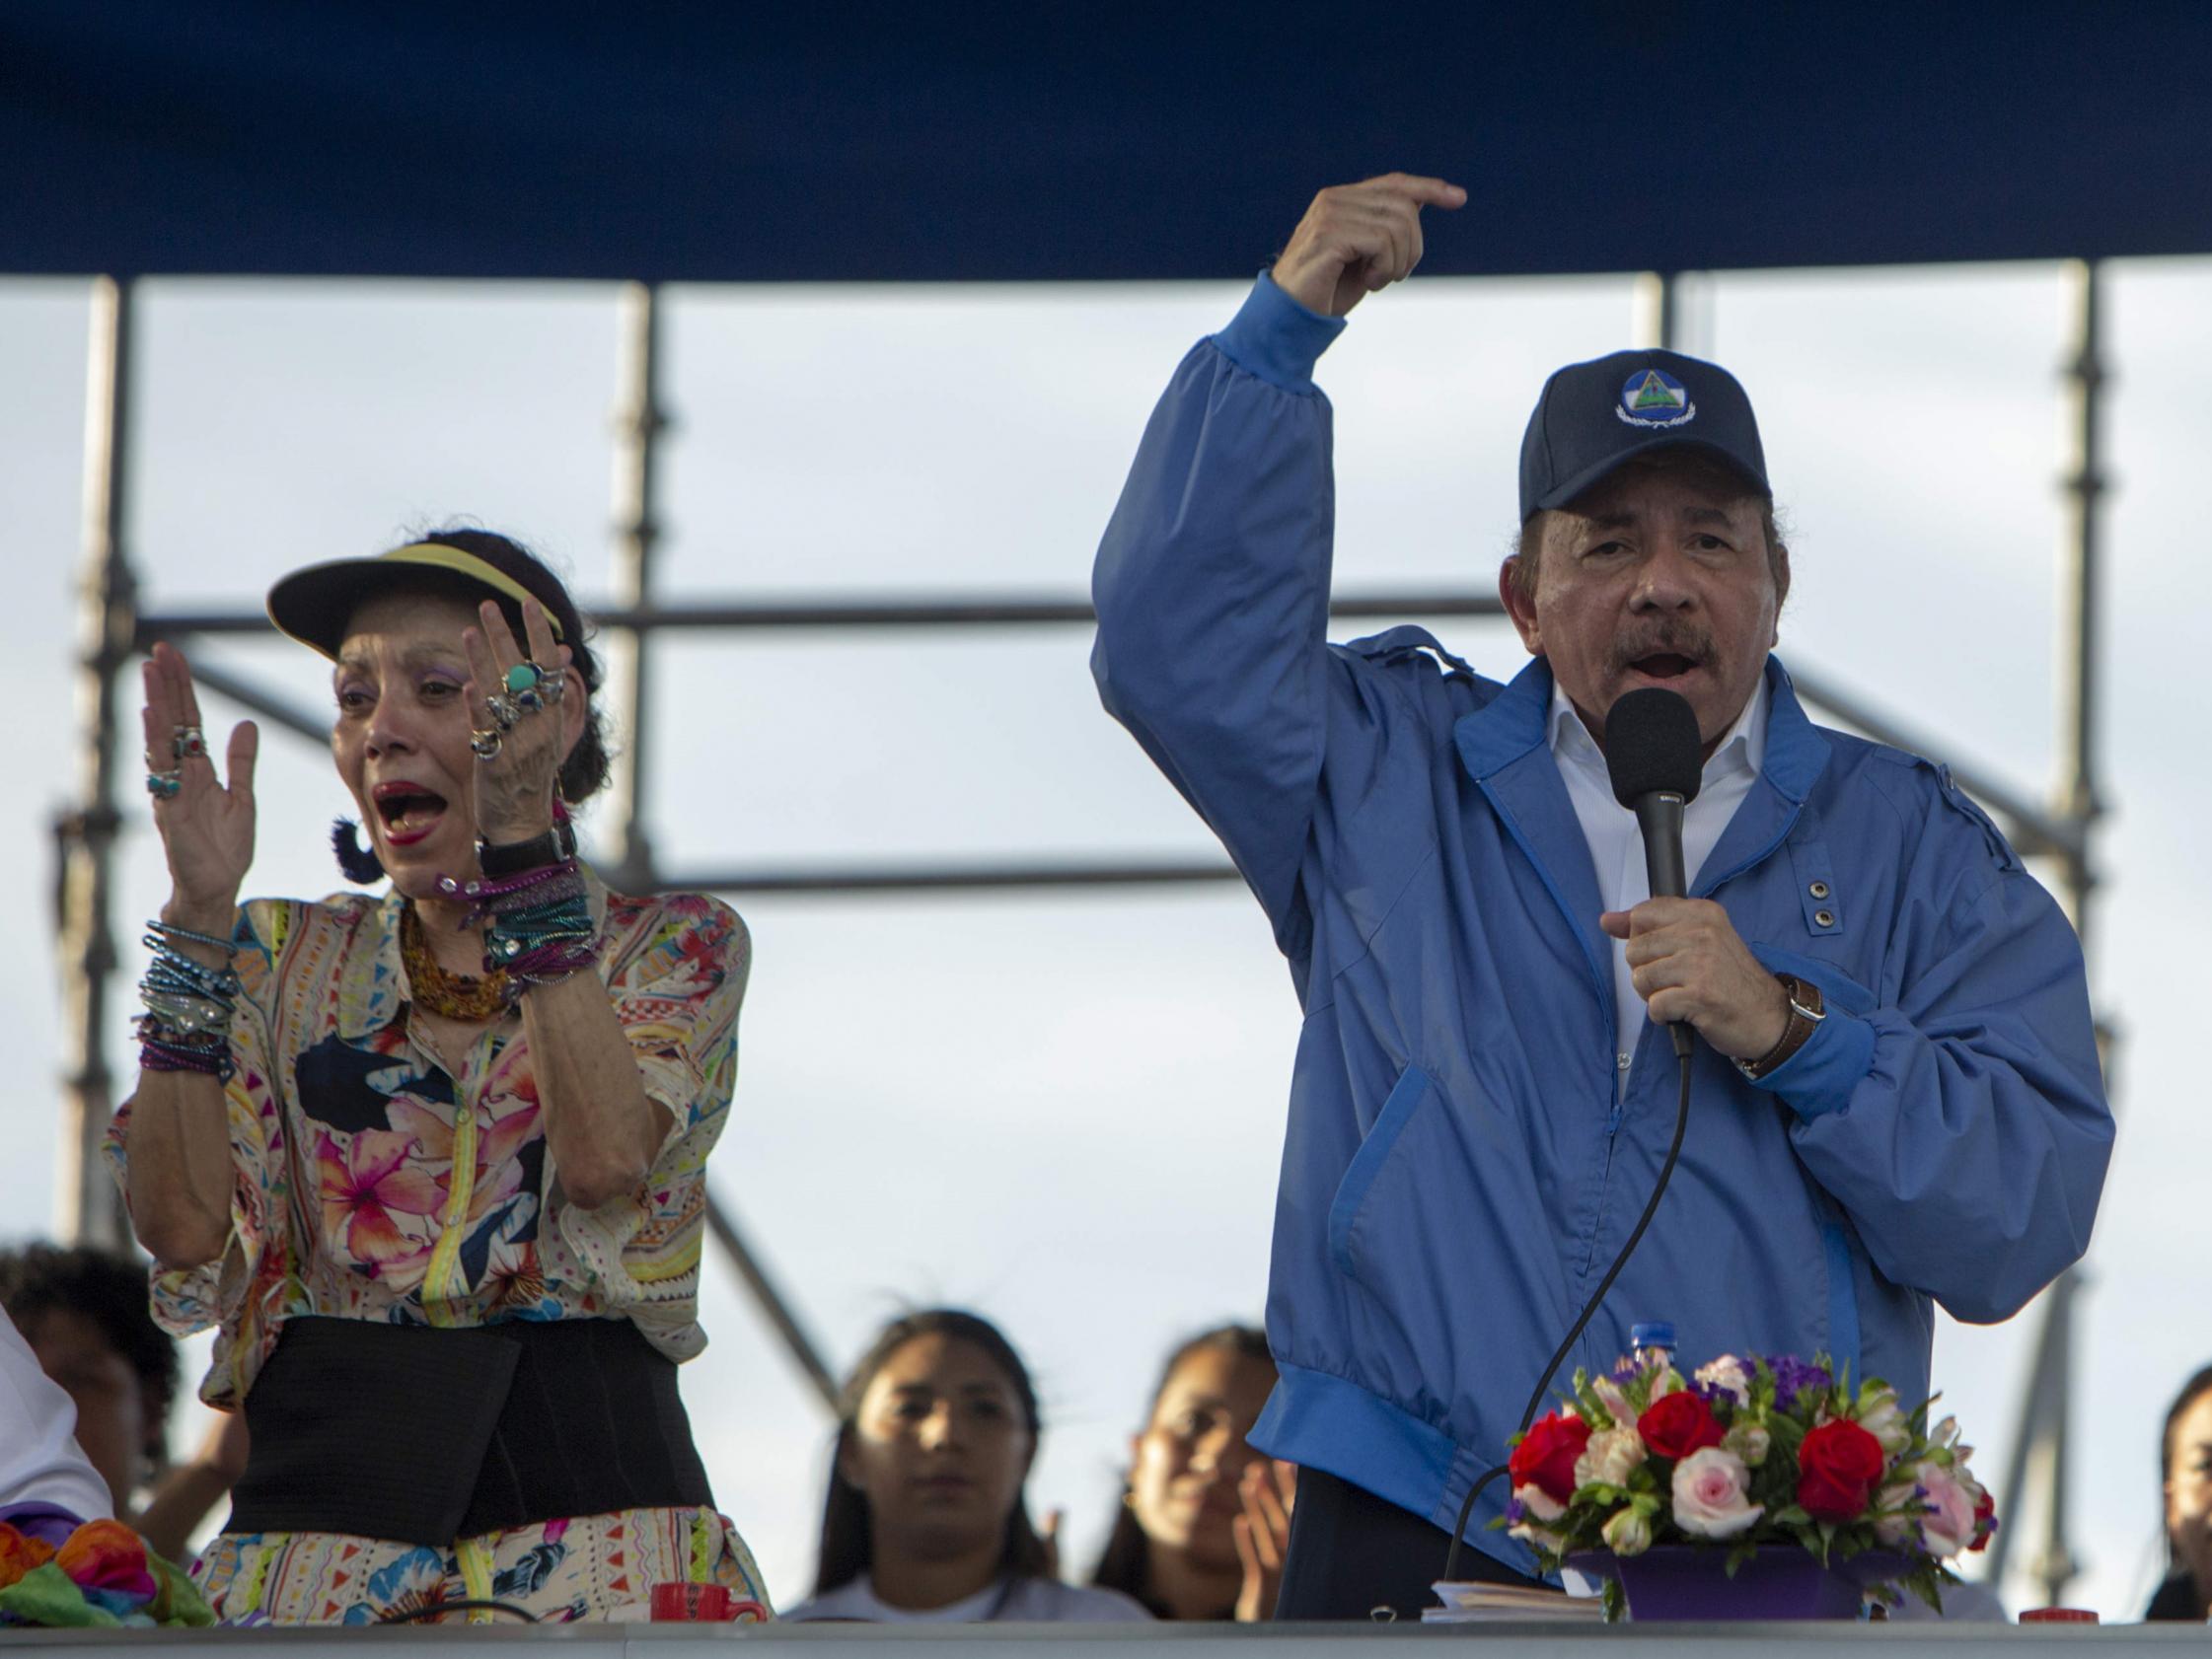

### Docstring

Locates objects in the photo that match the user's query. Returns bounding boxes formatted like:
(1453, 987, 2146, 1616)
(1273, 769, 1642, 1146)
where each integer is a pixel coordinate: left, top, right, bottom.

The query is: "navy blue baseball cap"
(1518, 348, 1769, 522)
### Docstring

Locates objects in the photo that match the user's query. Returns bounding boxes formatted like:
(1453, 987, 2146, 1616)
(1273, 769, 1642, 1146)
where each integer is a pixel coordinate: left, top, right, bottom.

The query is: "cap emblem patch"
(1617, 368, 1696, 429)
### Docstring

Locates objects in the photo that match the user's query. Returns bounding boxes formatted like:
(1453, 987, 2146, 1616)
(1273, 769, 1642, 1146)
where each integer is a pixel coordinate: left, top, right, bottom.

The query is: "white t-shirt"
(782, 1573, 1151, 1624)
(0, 1307, 113, 1520)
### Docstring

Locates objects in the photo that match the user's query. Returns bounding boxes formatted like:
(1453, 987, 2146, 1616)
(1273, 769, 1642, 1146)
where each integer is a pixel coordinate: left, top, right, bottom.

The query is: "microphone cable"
(1438, 1039, 1692, 1588)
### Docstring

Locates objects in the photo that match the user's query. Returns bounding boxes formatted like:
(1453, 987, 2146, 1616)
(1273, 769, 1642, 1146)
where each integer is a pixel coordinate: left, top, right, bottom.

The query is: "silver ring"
(470, 728, 503, 760)
(172, 726, 208, 761)
(146, 769, 183, 798)
(484, 691, 523, 730)
(537, 669, 566, 706)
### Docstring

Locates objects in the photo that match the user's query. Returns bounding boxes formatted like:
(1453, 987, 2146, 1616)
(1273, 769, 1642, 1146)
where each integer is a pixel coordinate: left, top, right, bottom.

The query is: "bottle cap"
(1630, 1321, 1676, 1350)
(2019, 1609, 2099, 1623)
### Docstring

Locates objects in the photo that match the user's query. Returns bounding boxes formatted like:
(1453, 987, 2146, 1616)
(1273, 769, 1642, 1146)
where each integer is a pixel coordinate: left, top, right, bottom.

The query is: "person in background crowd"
(0, 1303, 113, 1523)
(2148, 1364, 2212, 1622)
(784, 1309, 1148, 1623)
(109, 530, 764, 1622)
(1090, 1324, 1293, 1621)
(0, 1242, 245, 1563)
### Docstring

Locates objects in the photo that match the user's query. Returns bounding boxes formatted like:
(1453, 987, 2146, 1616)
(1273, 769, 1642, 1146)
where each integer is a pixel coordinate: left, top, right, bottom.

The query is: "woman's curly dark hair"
(0, 1244, 178, 1468)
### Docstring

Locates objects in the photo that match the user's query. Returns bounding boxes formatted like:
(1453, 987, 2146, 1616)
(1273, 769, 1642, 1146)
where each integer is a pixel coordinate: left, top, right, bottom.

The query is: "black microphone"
(1603, 687, 1705, 1058)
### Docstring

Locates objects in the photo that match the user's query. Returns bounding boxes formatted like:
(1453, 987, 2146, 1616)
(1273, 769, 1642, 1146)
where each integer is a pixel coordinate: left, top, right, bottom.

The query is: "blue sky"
(1, 260, 2204, 1617)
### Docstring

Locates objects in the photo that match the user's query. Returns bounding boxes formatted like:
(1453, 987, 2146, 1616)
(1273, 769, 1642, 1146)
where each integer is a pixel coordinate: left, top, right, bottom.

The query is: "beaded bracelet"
(137, 919, 240, 1080)
(438, 859, 598, 998)
(136, 1018, 235, 1082)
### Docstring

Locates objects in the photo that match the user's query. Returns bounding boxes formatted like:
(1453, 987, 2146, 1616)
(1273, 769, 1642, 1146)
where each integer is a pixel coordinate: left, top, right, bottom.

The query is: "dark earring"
(332, 818, 386, 884)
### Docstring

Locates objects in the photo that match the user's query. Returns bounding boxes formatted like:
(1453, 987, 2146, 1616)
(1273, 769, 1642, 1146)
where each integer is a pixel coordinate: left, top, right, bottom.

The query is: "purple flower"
(1765, 1353, 1833, 1412)
(1505, 1497, 1527, 1524)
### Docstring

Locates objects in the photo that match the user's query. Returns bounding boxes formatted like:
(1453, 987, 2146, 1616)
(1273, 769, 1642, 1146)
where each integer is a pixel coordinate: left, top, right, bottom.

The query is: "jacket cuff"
(1753, 1002, 1877, 1119)
(1211, 271, 1347, 395)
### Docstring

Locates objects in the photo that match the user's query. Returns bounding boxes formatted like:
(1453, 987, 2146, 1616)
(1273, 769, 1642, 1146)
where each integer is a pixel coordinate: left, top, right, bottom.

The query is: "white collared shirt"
(1548, 673, 1769, 1092)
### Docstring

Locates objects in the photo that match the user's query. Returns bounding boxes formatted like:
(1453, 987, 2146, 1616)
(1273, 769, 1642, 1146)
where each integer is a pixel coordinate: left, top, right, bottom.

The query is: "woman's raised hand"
(1233, 1459, 1296, 1623)
(141, 642, 258, 927)
(461, 596, 577, 844)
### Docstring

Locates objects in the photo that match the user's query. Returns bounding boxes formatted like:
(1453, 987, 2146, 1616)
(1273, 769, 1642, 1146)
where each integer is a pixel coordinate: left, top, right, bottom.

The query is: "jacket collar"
(339, 864, 611, 1041)
(1452, 654, 1828, 800)
(1447, 656, 1833, 1007)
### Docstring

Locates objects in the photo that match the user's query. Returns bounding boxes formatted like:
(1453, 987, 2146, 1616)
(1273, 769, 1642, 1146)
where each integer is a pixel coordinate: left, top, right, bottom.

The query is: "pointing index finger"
(1374, 173, 1468, 210)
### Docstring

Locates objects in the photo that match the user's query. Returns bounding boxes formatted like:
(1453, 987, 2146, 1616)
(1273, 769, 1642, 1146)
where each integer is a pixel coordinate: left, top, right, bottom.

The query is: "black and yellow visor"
(266, 541, 569, 661)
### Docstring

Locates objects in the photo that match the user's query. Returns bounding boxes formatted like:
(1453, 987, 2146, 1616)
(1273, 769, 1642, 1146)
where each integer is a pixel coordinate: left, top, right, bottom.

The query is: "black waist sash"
(228, 1316, 712, 1547)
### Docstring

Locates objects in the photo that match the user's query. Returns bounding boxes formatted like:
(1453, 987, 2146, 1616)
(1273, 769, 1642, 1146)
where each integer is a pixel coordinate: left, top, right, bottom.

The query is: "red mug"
(650, 1582, 730, 1622)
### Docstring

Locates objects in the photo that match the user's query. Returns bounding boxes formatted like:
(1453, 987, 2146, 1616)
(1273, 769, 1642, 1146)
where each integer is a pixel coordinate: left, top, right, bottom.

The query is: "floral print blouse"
(106, 873, 748, 1409)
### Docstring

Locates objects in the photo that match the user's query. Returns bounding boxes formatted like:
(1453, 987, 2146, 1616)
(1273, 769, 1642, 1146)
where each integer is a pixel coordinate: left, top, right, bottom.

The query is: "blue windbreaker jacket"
(1090, 276, 2113, 1572)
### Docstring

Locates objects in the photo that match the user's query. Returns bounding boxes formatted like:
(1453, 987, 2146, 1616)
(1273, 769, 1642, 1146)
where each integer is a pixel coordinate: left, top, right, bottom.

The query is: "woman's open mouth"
(372, 781, 450, 848)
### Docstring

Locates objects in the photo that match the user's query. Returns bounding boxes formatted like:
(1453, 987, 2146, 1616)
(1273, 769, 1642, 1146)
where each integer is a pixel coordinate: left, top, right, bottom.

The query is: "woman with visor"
(109, 529, 766, 1623)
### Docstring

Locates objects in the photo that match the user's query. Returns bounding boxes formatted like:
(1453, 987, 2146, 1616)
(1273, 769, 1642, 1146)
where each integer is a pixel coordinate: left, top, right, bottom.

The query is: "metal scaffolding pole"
(602, 283, 665, 896)
(1987, 258, 2108, 1611)
(52, 277, 137, 1251)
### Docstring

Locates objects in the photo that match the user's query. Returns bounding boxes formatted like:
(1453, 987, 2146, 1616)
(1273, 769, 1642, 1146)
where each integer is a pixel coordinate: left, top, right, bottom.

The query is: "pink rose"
(1670, 1447, 1763, 1540)
(1915, 1462, 1980, 1556)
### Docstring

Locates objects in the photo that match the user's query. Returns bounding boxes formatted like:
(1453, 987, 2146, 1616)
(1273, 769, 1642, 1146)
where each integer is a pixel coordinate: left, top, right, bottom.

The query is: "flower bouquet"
(0, 1509, 212, 1628)
(1497, 1348, 1994, 1620)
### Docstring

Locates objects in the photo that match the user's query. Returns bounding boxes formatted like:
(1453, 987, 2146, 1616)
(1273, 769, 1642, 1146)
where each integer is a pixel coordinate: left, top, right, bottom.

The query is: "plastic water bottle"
(1630, 1320, 1676, 1370)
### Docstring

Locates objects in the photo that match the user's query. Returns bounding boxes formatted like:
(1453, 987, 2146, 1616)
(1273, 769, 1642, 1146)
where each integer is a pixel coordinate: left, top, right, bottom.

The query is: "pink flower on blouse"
(317, 1130, 443, 1264)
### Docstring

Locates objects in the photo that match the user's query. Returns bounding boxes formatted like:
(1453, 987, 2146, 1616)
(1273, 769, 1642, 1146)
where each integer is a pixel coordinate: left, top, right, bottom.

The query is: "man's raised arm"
(1089, 176, 1463, 949)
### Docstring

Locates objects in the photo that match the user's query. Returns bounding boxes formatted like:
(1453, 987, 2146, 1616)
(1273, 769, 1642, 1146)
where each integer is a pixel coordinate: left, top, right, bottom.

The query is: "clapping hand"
(1233, 1459, 1296, 1622)
(141, 642, 258, 929)
(460, 597, 579, 844)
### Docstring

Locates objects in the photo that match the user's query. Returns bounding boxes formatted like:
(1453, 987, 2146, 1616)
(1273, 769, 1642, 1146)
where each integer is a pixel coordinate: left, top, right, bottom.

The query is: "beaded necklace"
(400, 902, 509, 1023)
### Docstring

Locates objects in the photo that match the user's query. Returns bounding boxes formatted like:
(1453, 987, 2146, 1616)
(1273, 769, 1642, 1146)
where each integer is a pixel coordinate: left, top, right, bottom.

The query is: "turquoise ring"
(503, 662, 542, 696)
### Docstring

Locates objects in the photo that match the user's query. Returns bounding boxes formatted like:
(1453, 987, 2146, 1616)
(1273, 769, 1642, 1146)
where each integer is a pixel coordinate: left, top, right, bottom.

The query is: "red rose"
(1509, 1411, 1592, 1505)
(1638, 1391, 1727, 1461)
(1797, 1418, 1886, 1521)
(1968, 1490, 1997, 1552)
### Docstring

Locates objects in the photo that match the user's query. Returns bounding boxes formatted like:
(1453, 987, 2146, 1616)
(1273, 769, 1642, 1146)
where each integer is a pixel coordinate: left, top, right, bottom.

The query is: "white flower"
(1857, 1388, 1913, 1457)
(1670, 1447, 1764, 1540)
(1508, 1484, 1566, 1552)
(1695, 1354, 1752, 1407)
(1723, 1420, 1771, 1468)
(1591, 1374, 1634, 1424)
(1602, 1507, 1654, 1558)
(1575, 1425, 1649, 1490)
(1930, 1414, 1961, 1450)
(1872, 1479, 1923, 1550)
(1513, 1480, 1566, 1523)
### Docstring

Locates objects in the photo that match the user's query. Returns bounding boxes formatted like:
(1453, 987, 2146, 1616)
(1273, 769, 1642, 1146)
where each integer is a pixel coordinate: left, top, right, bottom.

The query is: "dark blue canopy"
(8, 0, 2210, 282)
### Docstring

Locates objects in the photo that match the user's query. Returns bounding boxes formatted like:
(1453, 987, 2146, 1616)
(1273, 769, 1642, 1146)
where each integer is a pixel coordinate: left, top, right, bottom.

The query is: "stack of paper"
(1423, 1581, 1609, 1623)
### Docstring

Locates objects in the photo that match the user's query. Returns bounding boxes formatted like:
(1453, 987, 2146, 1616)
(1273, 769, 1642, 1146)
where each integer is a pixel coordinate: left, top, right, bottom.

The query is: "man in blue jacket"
(1091, 173, 2113, 1618)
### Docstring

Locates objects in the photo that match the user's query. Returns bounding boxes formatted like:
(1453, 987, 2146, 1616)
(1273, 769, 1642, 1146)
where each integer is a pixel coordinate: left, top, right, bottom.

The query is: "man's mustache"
(1610, 623, 1715, 672)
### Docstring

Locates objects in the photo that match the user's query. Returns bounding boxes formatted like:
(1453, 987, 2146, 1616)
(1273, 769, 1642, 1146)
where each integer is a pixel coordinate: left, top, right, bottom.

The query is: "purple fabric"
(0, 1503, 86, 1549)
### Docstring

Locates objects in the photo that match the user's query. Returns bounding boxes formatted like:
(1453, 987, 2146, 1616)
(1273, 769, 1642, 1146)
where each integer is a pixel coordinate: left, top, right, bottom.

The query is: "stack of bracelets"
(437, 818, 599, 1001)
(137, 920, 241, 1082)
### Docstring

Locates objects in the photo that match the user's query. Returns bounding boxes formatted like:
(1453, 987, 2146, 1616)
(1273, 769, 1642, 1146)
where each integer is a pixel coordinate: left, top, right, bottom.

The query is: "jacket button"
(1814, 908, 1836, 927)
(1808, 880, 1831, 900)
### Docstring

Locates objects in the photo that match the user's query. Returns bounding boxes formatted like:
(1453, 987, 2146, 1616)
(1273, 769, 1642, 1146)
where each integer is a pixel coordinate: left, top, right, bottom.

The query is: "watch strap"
(1737, 974, 1825, 1081)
